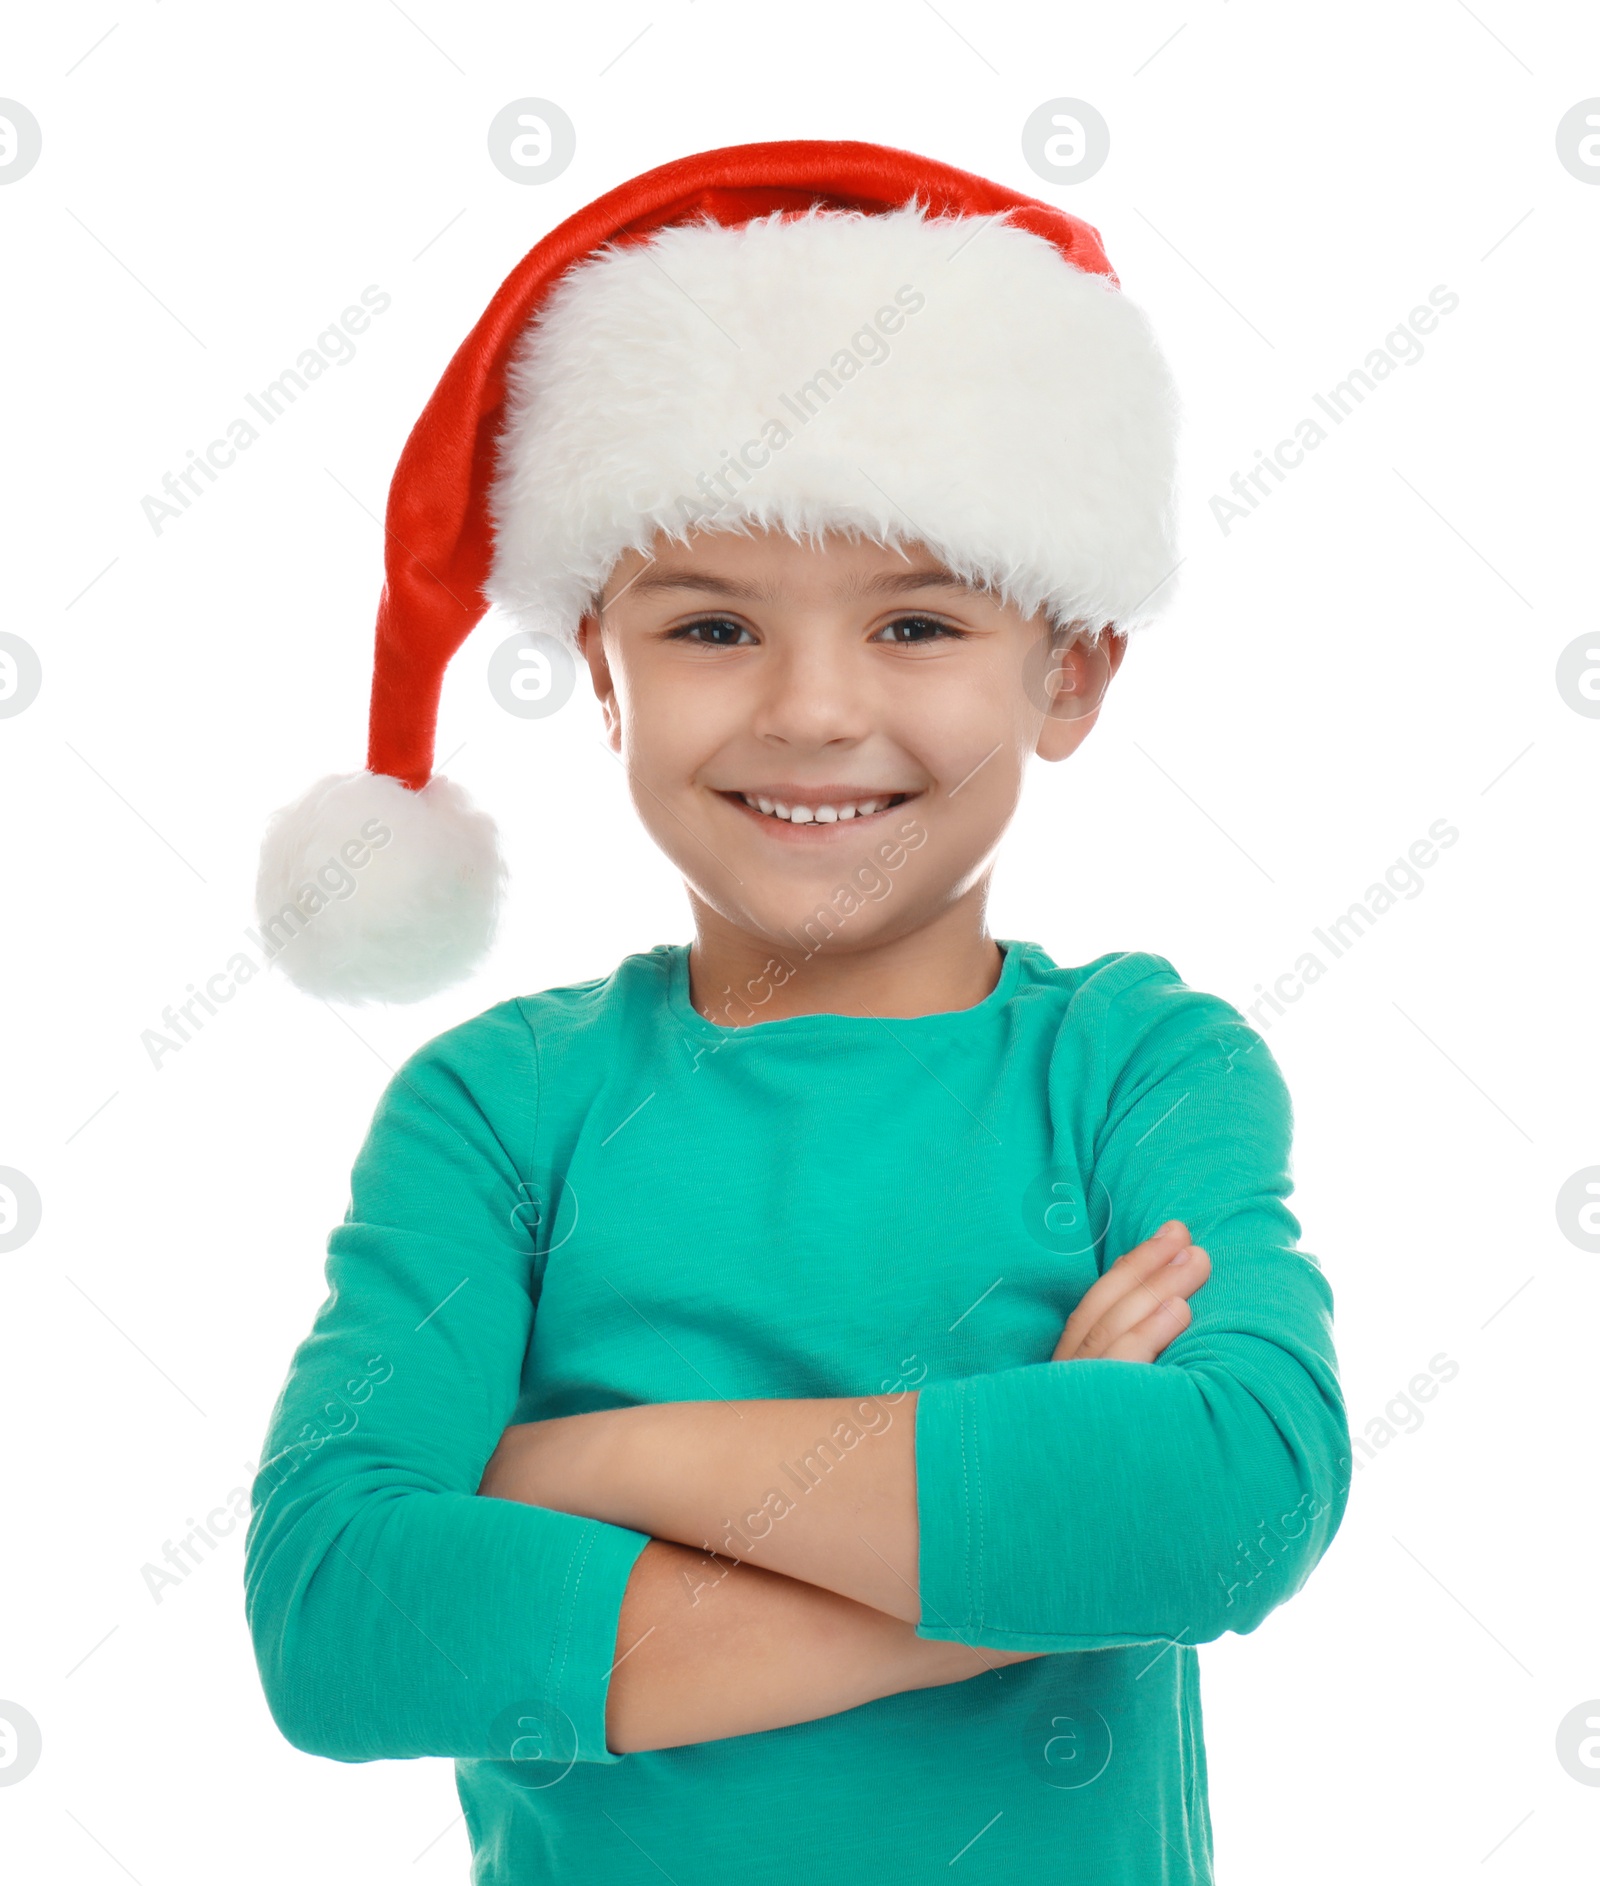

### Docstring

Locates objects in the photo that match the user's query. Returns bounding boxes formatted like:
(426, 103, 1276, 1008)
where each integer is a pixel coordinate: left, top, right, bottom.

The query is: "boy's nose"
(749, 641, 874, 749)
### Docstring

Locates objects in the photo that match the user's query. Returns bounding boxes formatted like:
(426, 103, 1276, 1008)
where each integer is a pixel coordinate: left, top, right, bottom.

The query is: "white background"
(2, 3, 1596, 1880)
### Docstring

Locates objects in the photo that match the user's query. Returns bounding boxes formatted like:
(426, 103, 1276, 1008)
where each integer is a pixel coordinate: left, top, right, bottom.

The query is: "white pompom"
(254, 771, 505, 1004)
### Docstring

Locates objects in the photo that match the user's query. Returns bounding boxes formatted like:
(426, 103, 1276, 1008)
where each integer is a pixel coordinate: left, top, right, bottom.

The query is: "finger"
(1053, 1222, 1189, 1358)
(1055, 1244, 1209, 1362)
(1056, 1237, 1207, 1357)
(1060, 1250, 1204, 1361)
(1099, 1292, 1193, 1364)
(1111, 1220, 1190, 1273)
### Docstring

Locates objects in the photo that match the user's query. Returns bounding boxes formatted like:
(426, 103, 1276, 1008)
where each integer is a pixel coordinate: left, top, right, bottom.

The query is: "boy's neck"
(685, 891, 1005, 1026)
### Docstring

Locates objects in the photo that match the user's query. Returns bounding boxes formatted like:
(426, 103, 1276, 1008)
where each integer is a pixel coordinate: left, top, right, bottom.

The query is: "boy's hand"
(1051, 1221, 1210, 1364)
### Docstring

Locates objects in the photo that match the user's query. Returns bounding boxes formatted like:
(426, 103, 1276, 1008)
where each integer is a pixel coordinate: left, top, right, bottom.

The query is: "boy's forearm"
(481, 1236, 1211, 1629)
(605, 1537, 1038, 1753)
(484, 1396, 922, 1621)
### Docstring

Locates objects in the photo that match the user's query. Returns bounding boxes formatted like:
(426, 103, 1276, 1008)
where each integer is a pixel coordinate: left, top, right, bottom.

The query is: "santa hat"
(256, 137, 1179, 1005)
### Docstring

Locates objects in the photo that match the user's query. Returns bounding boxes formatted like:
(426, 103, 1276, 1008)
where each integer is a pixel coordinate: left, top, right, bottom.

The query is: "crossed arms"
(246, 992, 1349, 1771)
(478, 1221, 1209, 1752)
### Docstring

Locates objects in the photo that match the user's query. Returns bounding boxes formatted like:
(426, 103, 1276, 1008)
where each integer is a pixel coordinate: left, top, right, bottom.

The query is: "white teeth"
(738, 792, 902, 823)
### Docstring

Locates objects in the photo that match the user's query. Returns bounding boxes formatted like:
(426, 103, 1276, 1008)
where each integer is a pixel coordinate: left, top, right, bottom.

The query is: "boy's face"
(578, 528, 1124, 960)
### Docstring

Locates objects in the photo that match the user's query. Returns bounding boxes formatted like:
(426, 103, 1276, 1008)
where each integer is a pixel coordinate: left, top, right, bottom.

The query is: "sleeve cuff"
(540, 1516, 653, 1765)
(913, 1367, 1175, 1654)
(913, 1375, 982, 1644)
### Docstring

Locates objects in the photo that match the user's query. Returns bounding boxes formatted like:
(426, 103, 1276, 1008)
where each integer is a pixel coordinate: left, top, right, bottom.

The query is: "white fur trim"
(487, 202, 1179, 638)
(255, 772, 504, 1004)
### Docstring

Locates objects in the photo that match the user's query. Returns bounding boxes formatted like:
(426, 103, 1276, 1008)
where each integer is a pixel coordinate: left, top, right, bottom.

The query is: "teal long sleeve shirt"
(244, 942, 1350, 1884)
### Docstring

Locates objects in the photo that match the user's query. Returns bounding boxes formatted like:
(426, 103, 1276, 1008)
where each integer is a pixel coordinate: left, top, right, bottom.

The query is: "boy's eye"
(668, 616, 754, 647)
(875, 614, 965, 645)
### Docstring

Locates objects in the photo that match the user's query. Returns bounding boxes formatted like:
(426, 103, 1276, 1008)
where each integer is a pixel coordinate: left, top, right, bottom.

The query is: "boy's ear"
(577, 614, 621, 747)
(1033, 627, 1127, 763)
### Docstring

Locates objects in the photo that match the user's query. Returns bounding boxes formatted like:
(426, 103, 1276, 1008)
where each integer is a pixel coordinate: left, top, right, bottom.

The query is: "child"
(244, 140, 1349, 1884)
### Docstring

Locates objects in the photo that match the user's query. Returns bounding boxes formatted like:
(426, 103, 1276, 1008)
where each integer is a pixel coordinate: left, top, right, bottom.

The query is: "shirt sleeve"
(912, 956, 1351, 1653)
(243, 1004, 651, 1765)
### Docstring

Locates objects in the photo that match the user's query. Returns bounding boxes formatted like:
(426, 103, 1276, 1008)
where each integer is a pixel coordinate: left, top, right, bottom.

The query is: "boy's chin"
(714, 894, 908, 960)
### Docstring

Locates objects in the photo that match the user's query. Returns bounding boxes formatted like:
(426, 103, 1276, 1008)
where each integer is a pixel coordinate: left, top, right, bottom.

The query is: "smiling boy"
(245, 141, 1349, 1885)
(580, 527, 1123, 1023)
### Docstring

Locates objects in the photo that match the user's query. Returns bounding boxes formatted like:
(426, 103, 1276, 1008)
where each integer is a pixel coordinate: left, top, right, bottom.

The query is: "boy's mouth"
(718, 787, 919, 829)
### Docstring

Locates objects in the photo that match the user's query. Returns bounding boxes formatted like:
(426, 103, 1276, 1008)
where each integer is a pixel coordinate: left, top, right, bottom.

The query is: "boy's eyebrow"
(614, 565, 982, 604)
